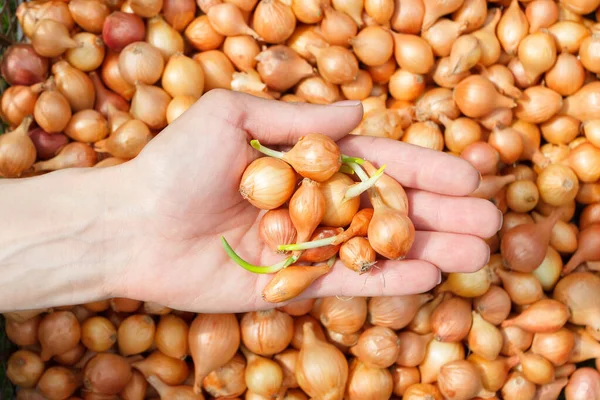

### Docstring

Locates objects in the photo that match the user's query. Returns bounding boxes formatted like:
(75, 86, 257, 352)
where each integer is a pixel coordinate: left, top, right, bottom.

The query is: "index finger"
(338, 136, 481, 196)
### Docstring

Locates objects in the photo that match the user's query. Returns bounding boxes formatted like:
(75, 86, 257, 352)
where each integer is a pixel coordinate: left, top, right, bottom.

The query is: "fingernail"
(437, 273, 443, 285)
(497, 209, 504, 232)
(332, 100, 361, 107)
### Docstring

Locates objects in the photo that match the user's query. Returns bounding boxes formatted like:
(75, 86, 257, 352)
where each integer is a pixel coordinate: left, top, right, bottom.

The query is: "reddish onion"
(102, 11, 146, 52)
(1, 44, 49, 86)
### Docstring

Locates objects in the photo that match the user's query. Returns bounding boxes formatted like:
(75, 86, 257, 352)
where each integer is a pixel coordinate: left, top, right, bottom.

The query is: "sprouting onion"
(221, 236, 299, 273)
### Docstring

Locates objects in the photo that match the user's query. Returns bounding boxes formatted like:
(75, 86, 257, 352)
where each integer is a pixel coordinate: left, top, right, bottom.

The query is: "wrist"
(0, 164, 145, 311)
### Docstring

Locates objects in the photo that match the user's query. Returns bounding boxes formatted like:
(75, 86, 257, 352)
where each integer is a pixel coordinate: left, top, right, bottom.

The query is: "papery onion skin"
(5, 315, 41, 347)
(419, 339, 466, 384)
(253, 0, 297, 44)
(554, 272, 600, 334)
(431, 295, 472, 342)
(38, 311, 82, 362)
(118, 42, 165, 85)
(202, 352, 247, 398)
(224, 35, 260, 72)
(241, 309, 293, 356)
(297, 323, 348, 400)
(320, 172, 360, 226)
(346, 358, 394, 400)
(188, 313, 240, 393)
(437, 359, 484, 400)
(102, 11, 146, 52)
(83, 353, 132, 394)
(193, 51, 236, 91)
(33, 142, 98, 172)
(259, 209, 297, 253)
(69, 0, 111, 34)
(349, 326, 400, 368)
(320, 296, 367, 334)
(240, 157, 297, 210)
(117, 314, 155, 356)
(369, 294, 431, 330)
(0, 116, 37, 178)
(163, 0, 196, 31)
(6, 349, 45, 388)
(132, 350, 190, 386)
(565, 368, 600, 400)
(53, 60, 97, 112)
(0, 84, 42, 127)
(1, 44, 49, 86)
(33, 88, 73, 134)
(37, 366, 79, 400)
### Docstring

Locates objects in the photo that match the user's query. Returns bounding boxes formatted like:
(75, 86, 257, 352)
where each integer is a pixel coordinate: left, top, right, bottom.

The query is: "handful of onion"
(221, 133, 416, 303)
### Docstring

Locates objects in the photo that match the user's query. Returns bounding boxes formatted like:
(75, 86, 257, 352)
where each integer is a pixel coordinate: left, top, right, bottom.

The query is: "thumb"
(197, 89, 364, 145)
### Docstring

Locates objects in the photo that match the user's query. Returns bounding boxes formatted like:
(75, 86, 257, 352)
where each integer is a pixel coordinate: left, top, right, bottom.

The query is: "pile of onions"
(3, 0, 600, 398)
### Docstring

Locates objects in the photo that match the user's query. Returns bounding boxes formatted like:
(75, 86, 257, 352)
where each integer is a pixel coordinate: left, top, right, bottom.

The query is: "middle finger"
(406, 189, 503, 238)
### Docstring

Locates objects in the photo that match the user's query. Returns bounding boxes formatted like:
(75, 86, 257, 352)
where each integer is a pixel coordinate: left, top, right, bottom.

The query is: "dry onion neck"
(221, 236, 299, 273)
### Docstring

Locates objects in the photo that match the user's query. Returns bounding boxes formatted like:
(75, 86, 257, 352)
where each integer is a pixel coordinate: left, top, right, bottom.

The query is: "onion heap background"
(1, 0, 600, 398)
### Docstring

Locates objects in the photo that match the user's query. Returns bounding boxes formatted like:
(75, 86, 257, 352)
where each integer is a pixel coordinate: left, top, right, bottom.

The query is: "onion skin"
(29, 128, 69, 160)
(38, 311, 82, 362)
(565, 368, 600, 400)
(239, 157, 296, 210)
(37, 366, 79, 400)
(131, 350, 189, 388)
(283, 133, 342, 182)
(560, 82, 600, 122)
(193, 51, 236, 91)
(202, 353, 246, 398)
(419, 339, 466, 384)
(1, 44, 49, 86)
(297, 323, 348, 400)
(350, 326, 400, 368)
(103, 11, 146, 52)
(501, 209, 560, 273)
(531, 328, 575, 366)
(241, 309, 293, 356)
(454, 75, 516, 118)
(431, 295, 472, 342)
(502, 299, 570, 333)
(83, 353, 132, 395)
(189, 313, 240, 393)
(53, 61, 96, 112)
(90, 71, 130, 117)
(259, 209, 297, 253)
(0, 116, 37, 178)
(5, 315, 41, 347)
(117, 314, 155, 356)
(368, 294, 431, 331)
(412, 296, 457, 336)
(554, 272, 600, 334)
(69, 0, 111, 33)
(102, 51, 135, 101)
(391, 0, 424, 33)
(119, 370, 147, 400)
(6, 350, 45, 388)
(163, 0, 196, 31)
(346, 358, 394, 400)
(33, 88, 73, 134)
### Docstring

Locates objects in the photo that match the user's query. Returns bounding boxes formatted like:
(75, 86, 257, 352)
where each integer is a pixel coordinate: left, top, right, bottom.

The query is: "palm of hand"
(116, 90, 502, 313)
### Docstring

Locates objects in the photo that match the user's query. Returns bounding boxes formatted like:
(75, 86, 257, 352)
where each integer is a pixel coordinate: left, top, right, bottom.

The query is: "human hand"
(113, 89, 502, 313)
